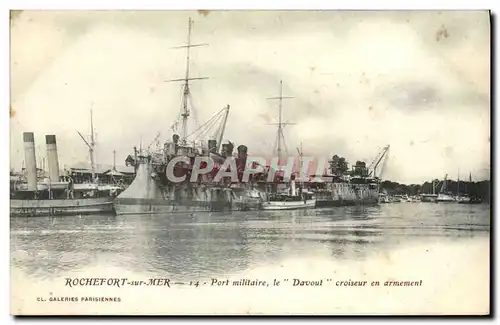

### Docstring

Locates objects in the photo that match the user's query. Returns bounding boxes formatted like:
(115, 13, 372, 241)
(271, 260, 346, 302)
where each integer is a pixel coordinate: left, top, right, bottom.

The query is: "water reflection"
(10, 203, 490, 281)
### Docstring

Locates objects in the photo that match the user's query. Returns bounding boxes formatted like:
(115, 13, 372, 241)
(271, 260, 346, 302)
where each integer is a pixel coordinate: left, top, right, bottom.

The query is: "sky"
(9, 10, 490, 184)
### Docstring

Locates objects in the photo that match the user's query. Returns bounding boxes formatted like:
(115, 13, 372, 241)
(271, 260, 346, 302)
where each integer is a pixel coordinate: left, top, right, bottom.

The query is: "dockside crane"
(368, 145, 390, 179)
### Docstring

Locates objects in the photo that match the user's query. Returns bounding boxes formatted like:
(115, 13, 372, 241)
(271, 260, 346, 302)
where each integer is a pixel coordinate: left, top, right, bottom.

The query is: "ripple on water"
(10, 203, 490, 281)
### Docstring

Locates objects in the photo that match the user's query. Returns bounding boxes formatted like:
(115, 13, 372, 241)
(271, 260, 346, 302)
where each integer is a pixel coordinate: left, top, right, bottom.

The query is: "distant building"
(65, 163, 135, 185)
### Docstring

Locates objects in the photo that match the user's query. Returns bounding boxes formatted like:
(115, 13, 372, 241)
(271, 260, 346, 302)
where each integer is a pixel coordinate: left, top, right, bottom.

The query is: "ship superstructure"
(312, 145, 390, 207)
(114, 18, 263, 215)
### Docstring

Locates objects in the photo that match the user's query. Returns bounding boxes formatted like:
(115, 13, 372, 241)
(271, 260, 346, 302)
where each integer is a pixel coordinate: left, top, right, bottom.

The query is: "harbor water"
(10, 202, 490, 315)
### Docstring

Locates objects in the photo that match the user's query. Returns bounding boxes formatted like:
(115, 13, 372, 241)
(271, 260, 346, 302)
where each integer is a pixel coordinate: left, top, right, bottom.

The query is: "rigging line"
(272, 131, 279, 155)
(171, 84, 186, 131)
(197, 114, 225, 140)
(183, 108, 226, 140)
(212, 111, 226, 140)
(147, 132, 162, 151)
(195, 121, 217, 140)
(379, 159, 387, 179)
(191, 111, 222, 138)
(214, 122, 224, 143)
(379, 148, 390, 179)
(187, 91, 199, 129)
(280, 129, 289, 157)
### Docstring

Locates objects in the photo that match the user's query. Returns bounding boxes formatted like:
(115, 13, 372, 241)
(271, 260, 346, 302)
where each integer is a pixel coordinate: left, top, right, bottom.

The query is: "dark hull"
(114, 197, 261, 215)
(314, 182, 380, 207)
(10, 197, 115, 217)
(114, 161, 265, 215)
(315, 198, 379, 207)
(421, 195, 438, 203)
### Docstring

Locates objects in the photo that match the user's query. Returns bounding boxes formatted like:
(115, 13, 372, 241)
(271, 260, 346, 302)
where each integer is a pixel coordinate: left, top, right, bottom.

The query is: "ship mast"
(267, 80, 295, 160)
(167, 17, 209, 146)
(90, 105, 96, 180)
(296, 142, 304, 183)
(467, 172, 471, 195)
(77, 104, 97, 182)
(296, 142, 303, 170)
(440, 174, 448, 193)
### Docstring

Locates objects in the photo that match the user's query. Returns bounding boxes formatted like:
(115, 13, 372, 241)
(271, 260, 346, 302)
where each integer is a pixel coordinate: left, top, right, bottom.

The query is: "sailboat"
(260, 81, 316, 210)
(458, 172, 483, 204)
(421, 179, 438, 202)
(455, 170, 469, 203)
(436, 174, 456, 202)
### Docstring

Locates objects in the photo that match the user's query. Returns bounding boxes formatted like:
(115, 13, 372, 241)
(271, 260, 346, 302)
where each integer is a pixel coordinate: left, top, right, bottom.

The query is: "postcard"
(10, 10, 491, 315)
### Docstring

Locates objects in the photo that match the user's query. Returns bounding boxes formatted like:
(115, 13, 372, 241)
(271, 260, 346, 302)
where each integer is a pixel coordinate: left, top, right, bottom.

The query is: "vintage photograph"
(10, 10, 490, 315)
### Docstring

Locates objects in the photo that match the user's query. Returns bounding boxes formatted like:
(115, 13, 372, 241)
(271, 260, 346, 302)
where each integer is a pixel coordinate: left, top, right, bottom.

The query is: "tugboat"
(10, 133, 116, 217)
(262, 178, 315, 210)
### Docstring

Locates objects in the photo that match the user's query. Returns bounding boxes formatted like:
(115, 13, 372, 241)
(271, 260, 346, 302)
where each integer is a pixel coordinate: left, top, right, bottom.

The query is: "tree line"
(380, 179, 491, 202)
(329, 154, 490, 202)
(329, 155, 369, 177)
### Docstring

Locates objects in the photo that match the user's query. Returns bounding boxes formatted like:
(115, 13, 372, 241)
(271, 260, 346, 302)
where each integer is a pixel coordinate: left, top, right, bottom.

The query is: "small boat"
(436, 193, 456, 202)
(262, 191, 316, 210)
(457, 173, 483, 204)
(378, 193, 391, 203)
(458, 196, 483, 204)
(421, 179, 439, 202)
(392, 195, 403, 202)
(421, 194, 438, 202)
(400, 194, 412, 202)
(436, 174, 457, 203)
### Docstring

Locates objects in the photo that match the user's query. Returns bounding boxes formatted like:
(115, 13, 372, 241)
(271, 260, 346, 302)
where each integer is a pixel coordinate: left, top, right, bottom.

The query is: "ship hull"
(421, 195, 438, 202)
(314, 182, 379, 207)
(114, 198, 261, 215)
(436, 193, 456, 203)
(458, 199, 483, 204)
(113, 161, 263, 215)
(10, 197, 115, 217)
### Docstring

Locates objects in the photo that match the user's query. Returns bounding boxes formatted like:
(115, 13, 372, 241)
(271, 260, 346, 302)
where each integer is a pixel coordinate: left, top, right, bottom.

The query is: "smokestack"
(45, 135, 60, 182)
(23, 132, 37, 191)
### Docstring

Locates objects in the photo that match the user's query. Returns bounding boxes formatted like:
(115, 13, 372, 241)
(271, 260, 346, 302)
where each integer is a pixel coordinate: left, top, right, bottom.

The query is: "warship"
(310, 145, 389, 207)
(254, 80, 388, 209)
(10, 133, 117, 217)
(114, 18, 263, 215)
(249, 80, 317, 211)
(114, 18, 390, 214)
